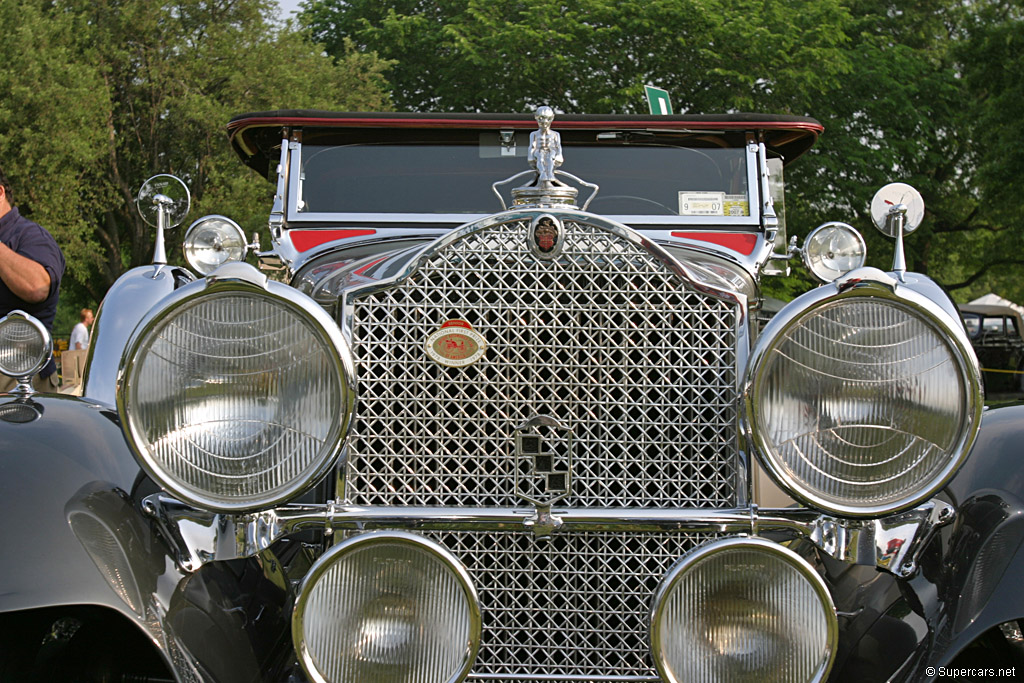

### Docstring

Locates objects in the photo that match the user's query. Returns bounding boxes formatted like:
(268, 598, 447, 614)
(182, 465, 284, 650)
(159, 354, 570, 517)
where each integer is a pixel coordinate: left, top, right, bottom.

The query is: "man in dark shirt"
(0, 166, 65, 392)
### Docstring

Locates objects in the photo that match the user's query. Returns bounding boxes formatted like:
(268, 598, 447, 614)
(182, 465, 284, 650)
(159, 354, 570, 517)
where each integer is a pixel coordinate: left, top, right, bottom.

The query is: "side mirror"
(870, 183, 925, 282)
(137, 175, 191, 265)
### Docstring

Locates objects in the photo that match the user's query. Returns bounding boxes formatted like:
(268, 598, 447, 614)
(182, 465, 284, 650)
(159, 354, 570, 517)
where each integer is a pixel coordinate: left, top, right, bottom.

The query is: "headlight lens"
(183, 215, 247, 275)
(293, 532, 480, 683)
(118, 265, 354, 512)
(651, 537, 836, 683)
(0, 311, 52, 379)
(747, 277, 981, 515)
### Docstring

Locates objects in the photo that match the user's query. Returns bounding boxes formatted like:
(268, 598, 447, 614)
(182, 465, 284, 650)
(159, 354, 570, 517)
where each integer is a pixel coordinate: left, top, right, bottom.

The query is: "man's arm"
(0, 241, 52, 304)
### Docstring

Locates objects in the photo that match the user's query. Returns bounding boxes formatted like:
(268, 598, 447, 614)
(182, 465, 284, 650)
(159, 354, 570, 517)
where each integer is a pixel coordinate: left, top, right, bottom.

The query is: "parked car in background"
(959, 303, 1024, 394)
(3, 107, 1024, 682)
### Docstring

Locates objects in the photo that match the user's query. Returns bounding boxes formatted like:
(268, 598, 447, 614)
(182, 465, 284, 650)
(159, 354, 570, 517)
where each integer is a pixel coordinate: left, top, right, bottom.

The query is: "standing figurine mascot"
(528, 106, 563, 187)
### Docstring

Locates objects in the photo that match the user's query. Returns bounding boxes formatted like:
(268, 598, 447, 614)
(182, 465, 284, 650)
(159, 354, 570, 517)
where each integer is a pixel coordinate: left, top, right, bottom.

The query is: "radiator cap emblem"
(425, 320, 487, 367)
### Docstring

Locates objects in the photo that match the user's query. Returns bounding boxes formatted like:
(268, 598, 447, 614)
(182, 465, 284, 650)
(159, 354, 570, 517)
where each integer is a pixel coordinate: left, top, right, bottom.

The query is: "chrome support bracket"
(806, 499, 955, 576)
(142, 494, 326, 572)
(523, 505, 564, 540)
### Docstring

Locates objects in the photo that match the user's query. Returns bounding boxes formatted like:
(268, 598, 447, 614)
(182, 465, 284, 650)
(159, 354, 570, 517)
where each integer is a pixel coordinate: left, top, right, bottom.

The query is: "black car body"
(2, 109, 1024, 682)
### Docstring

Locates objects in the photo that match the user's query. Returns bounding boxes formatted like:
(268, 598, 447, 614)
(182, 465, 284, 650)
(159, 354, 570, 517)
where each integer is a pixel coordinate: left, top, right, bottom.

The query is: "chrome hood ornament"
(494, 106, 599, 211)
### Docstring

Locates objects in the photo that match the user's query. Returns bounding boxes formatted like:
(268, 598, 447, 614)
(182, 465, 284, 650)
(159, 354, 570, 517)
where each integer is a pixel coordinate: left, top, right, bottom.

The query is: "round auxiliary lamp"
(0, 310, 53, 397)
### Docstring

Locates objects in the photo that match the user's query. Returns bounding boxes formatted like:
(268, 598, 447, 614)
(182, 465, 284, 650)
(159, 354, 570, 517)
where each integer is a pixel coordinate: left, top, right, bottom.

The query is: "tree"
(935, 0, 1024, 302)
(301, 0, 853, 115)
(778, 0, 972, 286)
(0, 1, 112, 334)
(0, 0, 392, 337)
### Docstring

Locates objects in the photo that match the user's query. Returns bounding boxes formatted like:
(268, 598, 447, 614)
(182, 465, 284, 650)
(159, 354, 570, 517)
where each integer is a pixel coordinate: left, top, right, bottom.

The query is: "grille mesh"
(423, 529, 719, 681)
(346, 217, 739, 509)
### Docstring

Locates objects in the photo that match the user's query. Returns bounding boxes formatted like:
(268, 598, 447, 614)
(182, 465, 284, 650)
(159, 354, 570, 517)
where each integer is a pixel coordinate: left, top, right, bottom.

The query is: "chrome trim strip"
(286, 211, 761, 227)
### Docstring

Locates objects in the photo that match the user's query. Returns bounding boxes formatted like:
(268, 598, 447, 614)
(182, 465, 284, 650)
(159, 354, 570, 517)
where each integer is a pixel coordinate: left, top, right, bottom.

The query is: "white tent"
(968, 293, 1024, 317)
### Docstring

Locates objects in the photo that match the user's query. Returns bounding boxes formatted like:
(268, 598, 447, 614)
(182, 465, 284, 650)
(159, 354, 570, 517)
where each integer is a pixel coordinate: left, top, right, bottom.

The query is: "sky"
(277, 0, 305, 21)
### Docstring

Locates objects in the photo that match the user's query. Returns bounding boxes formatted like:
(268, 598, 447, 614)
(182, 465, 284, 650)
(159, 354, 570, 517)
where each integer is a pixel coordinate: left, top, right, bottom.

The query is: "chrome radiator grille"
(345, 216, 739, 508)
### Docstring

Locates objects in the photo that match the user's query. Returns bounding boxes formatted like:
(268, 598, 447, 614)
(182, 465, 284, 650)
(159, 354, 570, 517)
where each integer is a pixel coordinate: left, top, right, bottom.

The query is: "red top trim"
(671, 232, 759, 256)
(290, 229, 376, 252)
(229, 116, 823, 135)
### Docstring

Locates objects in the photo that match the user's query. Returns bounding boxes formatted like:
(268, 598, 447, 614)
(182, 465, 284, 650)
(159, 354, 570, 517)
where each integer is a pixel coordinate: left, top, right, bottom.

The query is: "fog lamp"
(650, 537, 837, 683)
(293, 532, 480, 683)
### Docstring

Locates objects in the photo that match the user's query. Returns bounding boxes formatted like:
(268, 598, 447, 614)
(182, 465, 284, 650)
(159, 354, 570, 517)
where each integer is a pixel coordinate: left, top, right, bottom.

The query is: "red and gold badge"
(425, 320, 488, 367)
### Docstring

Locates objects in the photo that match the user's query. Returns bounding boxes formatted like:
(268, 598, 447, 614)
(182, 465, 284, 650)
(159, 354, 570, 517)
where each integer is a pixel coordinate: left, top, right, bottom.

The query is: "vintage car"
(959, 303, 1024, 394)
(2, 108, 1023, 683)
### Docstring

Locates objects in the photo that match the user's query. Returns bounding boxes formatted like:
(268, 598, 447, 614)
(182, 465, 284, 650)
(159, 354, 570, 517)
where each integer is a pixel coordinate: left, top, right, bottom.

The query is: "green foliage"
(0, 0, 392, 327)
(940, 0, 1024, 303)
(302, 0, 854, 115)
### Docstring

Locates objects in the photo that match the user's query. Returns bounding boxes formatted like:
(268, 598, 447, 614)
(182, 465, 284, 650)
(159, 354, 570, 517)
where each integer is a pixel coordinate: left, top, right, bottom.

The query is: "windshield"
(296, 142, 750, 218)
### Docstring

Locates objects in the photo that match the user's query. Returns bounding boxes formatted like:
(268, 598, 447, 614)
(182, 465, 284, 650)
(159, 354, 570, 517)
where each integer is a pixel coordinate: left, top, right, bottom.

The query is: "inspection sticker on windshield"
(425, 320, 488, 367)
(679, 192, 726, 216)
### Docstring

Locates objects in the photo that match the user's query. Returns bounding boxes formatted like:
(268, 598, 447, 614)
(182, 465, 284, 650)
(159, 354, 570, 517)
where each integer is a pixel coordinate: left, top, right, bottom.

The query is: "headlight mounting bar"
(142, 495, 953, 578)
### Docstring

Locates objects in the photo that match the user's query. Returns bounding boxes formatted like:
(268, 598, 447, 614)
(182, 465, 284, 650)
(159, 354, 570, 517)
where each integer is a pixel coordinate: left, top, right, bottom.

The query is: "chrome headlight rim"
(0, 310, 52, 380)
(292, 531, 482, 683)
(116, 264, 355, 513)
(650, 536, 838, 683)
(745, 268, 983, 517)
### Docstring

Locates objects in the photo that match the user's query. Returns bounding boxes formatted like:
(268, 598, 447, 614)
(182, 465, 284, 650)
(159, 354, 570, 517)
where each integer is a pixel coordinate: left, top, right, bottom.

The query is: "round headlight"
(801, 222, 866, 283)
(746, 272, 982, 516)
(293, 532, 481, 683)
(651, 537, 837, 683)
(118, 263, 354, 512)
(183, 215, 247, 275)
(0, 311, 52, 380)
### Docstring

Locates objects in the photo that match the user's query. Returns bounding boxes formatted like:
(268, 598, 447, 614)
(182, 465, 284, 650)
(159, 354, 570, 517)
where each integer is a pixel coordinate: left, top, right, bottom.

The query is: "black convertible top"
(227, 110, 823, 177)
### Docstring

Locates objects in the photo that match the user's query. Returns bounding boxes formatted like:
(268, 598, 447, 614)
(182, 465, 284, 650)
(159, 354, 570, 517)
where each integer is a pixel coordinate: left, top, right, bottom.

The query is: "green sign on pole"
(645, 86, 673, 115)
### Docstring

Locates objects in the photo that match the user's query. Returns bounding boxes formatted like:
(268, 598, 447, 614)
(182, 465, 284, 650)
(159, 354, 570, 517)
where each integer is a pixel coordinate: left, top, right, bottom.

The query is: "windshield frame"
(283, 137, 763, 229)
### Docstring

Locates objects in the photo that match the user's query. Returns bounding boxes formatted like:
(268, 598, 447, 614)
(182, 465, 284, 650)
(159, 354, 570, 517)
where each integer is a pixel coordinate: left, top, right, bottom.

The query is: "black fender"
(0, 394, 296, 682)
(827, 402, 1024, 681)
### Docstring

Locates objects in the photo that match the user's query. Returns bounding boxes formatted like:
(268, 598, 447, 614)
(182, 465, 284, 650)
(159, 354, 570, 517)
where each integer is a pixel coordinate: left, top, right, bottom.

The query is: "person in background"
(70, 308, 93, 350)
(0, 165, 65, 393)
